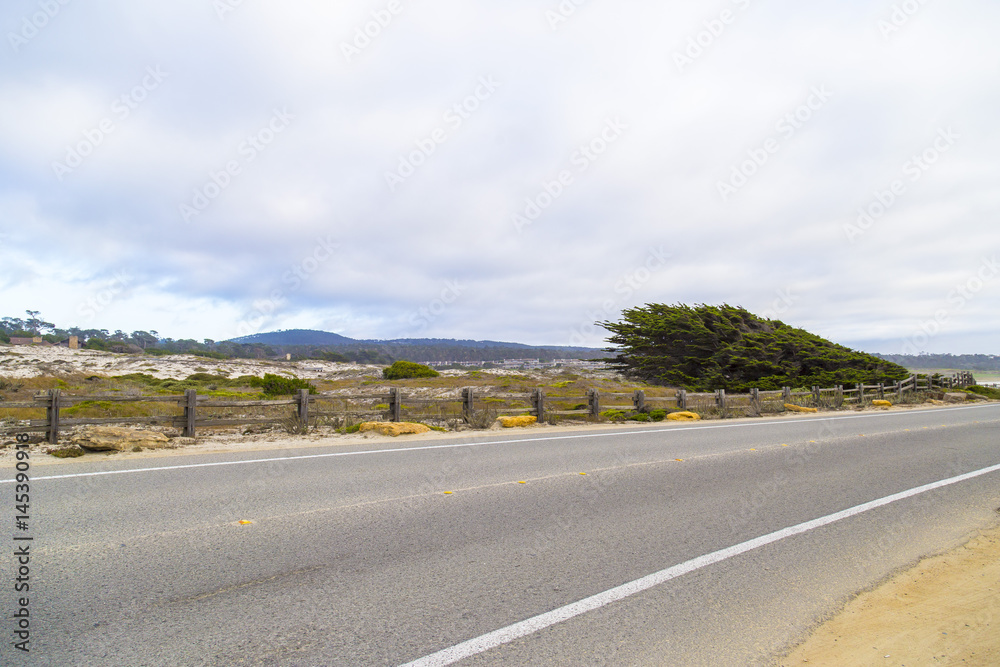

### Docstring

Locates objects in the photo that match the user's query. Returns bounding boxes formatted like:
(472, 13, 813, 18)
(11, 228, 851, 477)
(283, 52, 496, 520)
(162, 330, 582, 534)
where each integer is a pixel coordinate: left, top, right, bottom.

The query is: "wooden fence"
(0, 372, 976, 445)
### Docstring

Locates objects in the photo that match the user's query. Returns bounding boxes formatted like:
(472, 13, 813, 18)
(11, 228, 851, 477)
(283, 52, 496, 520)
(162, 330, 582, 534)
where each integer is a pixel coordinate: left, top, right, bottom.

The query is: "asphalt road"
(3, 404, 1000, 666)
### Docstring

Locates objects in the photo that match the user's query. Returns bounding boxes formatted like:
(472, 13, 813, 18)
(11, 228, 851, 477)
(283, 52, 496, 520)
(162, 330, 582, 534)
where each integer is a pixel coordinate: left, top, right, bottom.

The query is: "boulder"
(358, 422, 431, 437)
(497, 416, 537, 428)
(944, 392, 968, 403)
(71, 426, 171, 451)
(667, 411, 701, 421)
(872, 400, 893, 408)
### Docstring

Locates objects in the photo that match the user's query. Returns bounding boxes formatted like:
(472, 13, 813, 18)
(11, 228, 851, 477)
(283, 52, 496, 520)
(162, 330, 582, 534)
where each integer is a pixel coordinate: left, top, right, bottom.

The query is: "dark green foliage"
(964, 385, 1000, 400)
(600, 304, 910, 392)
(382, 361, 440, 380)
(247, 373, 317, 397)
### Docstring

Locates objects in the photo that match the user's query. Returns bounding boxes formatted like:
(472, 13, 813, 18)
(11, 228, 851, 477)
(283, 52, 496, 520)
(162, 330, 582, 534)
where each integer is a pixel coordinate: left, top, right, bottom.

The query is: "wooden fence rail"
(0, 372, 976, 444)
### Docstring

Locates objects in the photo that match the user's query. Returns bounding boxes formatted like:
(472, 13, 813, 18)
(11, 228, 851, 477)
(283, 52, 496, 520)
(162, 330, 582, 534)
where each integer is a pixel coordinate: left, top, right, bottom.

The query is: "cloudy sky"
(1, 1, 998, 353)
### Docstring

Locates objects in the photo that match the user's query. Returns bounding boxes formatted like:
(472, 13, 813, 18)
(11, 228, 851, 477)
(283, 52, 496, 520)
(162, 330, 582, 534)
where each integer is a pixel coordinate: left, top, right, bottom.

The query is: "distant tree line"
(0, 312, 604, 365)
(874, 353, 1000, 371)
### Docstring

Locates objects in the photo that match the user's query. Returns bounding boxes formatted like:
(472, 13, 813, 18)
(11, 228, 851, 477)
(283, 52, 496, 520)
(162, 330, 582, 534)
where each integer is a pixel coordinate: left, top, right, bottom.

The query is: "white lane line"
(3, 403, 996, 484)
(398, 461, 1000, 667)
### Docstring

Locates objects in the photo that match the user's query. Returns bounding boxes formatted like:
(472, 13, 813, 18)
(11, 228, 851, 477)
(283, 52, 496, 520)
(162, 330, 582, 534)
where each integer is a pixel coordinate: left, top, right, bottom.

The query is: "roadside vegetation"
(600, 303, 910, 391)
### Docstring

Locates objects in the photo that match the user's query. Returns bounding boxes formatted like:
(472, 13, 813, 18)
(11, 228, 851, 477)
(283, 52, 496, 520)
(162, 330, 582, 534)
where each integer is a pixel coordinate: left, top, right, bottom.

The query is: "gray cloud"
(1, 0, 998, 353)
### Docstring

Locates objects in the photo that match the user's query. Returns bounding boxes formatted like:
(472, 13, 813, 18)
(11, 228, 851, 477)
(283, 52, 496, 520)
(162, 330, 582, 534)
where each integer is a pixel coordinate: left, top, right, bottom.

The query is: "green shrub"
(649, 409, 667, 421)
(144, 348, 173, 356)
(600, 409, 628, 422)
(628, 413, 651, 422)
(248, 373, 316, 397)
(383, 361, 440, 381)
(965, 386, 1000, 400)
(185, 373, 229, 383)
(190, 350, 229, 360)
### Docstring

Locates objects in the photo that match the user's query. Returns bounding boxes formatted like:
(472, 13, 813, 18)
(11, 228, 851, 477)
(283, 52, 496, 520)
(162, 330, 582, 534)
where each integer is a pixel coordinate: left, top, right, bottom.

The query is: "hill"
(601, 303, 911, 391)
(230, 329, 355, 346)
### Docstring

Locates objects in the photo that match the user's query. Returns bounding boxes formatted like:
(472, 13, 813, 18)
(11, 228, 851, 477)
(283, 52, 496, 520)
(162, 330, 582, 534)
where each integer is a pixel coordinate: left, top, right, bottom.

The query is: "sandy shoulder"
(780, 521, 1000, 666)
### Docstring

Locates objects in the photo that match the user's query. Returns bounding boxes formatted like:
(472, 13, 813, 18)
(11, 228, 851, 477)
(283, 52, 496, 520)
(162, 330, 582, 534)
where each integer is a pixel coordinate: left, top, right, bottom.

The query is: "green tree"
(600, 303, 909, 391)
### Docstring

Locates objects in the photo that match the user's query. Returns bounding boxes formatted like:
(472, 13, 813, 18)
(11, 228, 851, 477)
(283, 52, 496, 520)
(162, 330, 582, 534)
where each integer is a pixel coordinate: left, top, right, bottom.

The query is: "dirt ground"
(780, 522, 1000, 666)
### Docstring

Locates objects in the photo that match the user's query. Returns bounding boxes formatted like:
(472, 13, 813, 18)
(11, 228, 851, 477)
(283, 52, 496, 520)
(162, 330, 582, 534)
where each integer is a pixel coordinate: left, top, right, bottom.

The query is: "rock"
(497, 416, 537, 428)
(785, 404, 819, 413)
(872, 400, 893, 408)
(71, 426, 171, 451)
(944, 392, 967, 403)
(358, 422, 431, 437)
(667, 411, 701, 421)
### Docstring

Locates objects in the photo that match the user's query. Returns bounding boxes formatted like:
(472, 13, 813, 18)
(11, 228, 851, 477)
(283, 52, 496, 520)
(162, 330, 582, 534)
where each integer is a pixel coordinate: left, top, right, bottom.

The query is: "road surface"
(3, 404, 999, 665)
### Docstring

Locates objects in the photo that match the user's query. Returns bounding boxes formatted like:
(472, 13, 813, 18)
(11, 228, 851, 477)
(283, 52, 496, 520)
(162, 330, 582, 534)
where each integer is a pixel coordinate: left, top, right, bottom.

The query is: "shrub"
(629, 413, 651, 422)
(248, 373, 316, 397)
(383, 361, 440, 381)
(965, 385, 1000, 400)
(649, 409, 667, 421)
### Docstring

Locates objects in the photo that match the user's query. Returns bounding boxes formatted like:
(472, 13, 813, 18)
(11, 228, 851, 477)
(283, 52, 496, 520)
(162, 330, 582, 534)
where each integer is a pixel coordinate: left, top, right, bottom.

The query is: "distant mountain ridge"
(229, 329, 602, 354)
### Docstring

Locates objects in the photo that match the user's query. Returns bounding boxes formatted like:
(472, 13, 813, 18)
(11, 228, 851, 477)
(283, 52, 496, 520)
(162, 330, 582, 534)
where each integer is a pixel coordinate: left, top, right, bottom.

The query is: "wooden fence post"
(389, 388, 402, 422)
(46, 389, 61, 445)
(183, 389, 197, 438)
(716, 389, 727, 417)
(633, 390, 646, 413)
(835, 385, 844, 408)
(877, 383, 884, 400)
(812, 386, 821, 407)
(750, 388, 760, 416)
(857, 382, 865, 404)
(462, 387, 475, 421)
(532, 389, 545, 422)
(588, 388, 601, 418)
(782, 387, 791, 404)
(677, 389, 687, 410)
(297, 389, 310, 431)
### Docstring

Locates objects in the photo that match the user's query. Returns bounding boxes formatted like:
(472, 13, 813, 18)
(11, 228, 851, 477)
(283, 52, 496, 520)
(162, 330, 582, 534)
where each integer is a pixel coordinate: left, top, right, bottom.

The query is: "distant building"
(9, 336, 47, 346)
(57, 336, 79, 349)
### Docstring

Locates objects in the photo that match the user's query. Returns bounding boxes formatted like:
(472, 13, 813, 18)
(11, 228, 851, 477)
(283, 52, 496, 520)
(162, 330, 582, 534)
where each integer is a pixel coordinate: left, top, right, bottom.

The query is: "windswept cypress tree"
(600, 304, 909, 391)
